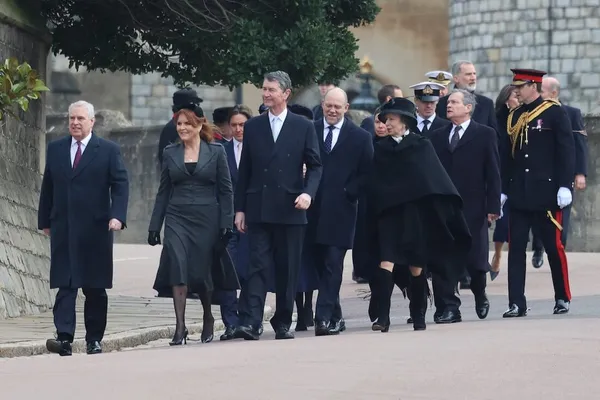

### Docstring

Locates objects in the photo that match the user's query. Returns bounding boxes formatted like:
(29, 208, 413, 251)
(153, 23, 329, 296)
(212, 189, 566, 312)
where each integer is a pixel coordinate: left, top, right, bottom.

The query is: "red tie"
(73, 141, 82, 169)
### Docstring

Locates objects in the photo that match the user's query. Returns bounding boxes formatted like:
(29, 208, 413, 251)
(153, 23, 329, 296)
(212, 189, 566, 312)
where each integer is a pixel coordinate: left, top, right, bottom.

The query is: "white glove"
(557, 187, 572, 209)
(500, 193, 507, 208)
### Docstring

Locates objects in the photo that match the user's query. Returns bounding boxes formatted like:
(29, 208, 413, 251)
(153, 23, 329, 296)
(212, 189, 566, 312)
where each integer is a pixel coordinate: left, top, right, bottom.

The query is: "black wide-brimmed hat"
(173, 88, 202, 107)
(288, 104, 314, 120)
(378, 97, 418, 131)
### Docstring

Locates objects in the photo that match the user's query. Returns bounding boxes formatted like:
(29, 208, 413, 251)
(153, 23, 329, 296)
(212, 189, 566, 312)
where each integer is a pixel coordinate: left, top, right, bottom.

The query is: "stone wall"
(0, 5, 53, 319)
(448, 0, 600, 113)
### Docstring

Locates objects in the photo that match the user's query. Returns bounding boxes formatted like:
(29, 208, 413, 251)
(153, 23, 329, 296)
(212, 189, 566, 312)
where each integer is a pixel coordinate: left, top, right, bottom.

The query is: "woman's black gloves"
(215, 228, 233, 253)
(148, 231, 161, 246)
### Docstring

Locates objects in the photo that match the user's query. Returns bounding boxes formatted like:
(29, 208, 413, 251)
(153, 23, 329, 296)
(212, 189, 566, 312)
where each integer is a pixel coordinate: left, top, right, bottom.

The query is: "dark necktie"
(324, 125, 334, 153)
(449, 125, 461, 151)
(73, 141, 82, 169)
(422, 119, 430, 133)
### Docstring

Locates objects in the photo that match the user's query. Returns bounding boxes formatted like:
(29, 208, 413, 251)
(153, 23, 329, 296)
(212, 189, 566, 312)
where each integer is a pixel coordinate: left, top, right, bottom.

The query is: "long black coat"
(562, 104, 588, 176)
(430, 121, 501, 271)
(38, 134, 129, 289)
(234, 111, 323, 224)
(368, 134, 472, 279)
(306, 118, 373, 249)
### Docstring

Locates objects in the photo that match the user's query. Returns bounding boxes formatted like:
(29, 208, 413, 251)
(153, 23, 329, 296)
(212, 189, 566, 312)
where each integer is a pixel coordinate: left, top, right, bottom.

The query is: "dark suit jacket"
(307, 118, 374, 248)
(234, 111, 323, 225)
(149, 140, 233, 231)
(223, 139, 239, 188)
(563, 104, 588, 176)
(430, 121, 501, 270)
(436, 93, 499, 136)
(360, 115, 376, 136)
(157, 118, 178, 165)
(38, 133, 129, 289)
(419, 115, 452, 137)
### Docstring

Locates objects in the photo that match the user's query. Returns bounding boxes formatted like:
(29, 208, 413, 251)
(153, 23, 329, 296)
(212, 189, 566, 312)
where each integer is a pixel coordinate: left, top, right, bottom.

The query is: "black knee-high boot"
(373, 268, 394, 332)
(409, 273, 427, 331)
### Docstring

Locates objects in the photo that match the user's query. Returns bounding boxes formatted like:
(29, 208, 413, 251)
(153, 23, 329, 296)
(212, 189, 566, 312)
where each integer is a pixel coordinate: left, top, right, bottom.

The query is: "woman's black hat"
(378, 97, 418, 131)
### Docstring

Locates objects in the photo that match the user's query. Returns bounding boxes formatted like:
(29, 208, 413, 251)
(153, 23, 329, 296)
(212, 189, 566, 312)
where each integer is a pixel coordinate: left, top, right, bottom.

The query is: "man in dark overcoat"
(308, 88, 373, 336)
(429, 89, 501, 323)
(233, 71, 322, 340)
(529, 76, 589, 265)
(38, 100, 129, 356)
(219, 104, 253, 341)
(434, 60, 499, 290)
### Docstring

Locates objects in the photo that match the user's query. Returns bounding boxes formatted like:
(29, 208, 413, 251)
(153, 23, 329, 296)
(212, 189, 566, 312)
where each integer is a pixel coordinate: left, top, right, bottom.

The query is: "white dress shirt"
(391, 129, 411, 143)
(269, 108, 288, 142)
(449, 119, 471, 143)
(70, 133, 93, 166)
(417, 113, 437, 132)
(323, 118, 345, 149)
(233, 138, 243, 168)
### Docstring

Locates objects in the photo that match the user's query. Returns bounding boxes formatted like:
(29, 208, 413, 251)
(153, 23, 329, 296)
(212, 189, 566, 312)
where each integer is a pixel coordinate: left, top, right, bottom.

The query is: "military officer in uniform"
(409, 81, 451, 136)
(501, 68, 575, 318)
(425, 71, 453, 97)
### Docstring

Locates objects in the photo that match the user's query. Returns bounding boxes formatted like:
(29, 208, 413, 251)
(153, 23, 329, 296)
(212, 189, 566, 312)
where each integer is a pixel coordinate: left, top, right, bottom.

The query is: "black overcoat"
(38, 133, 129, 289)
(430, 121, 501, 271)
(306, 118, 373, 249)
(234, 112, 322, 225)
(367, 134, 471, 279)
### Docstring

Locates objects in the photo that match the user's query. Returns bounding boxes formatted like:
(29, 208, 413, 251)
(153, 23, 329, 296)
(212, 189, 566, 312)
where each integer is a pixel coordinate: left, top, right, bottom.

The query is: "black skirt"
(376, 196, 471, 279)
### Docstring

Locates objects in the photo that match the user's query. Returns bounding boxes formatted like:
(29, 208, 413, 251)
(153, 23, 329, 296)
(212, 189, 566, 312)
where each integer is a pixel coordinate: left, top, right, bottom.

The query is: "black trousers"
(238, 223, 305, 330)
(53, 288, 108, 343)
(508, 207, 571, 309)
(532, 204, 571, 250)
(431, 269, 486, 314)
(313, 245, 347, 324)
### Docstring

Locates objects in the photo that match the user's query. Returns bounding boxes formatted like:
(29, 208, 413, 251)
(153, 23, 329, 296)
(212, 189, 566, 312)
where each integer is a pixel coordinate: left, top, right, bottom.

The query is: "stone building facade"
(448, 0, 600, 113)
(0, 4, 53, 319)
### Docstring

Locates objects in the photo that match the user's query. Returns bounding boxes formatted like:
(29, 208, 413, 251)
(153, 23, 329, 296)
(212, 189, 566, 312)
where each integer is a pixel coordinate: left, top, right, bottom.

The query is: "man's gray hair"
(264, 71, 292, 92)
(452, 88, 477, 115)
(451, 60, 474, 76)
(68, 100, 95, 119)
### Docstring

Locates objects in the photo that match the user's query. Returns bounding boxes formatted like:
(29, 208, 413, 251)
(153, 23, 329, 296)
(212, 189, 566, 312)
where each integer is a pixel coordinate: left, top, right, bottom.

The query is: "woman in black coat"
(368, 98, 471, 332)
(148, 105, 237, 345)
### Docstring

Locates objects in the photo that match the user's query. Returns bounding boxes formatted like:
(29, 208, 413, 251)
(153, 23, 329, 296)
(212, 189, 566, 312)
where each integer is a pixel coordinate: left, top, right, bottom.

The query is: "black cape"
(367, 134, 472, 280)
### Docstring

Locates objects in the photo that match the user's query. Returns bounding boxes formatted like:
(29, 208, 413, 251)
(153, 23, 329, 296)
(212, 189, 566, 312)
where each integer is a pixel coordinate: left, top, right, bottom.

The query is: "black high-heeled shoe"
(201, 316, 215, 343)
(169, 328, 188, 346)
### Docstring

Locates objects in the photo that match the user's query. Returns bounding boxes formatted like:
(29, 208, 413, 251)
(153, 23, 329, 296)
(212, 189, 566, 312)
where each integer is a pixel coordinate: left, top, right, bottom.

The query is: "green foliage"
(0, 57, 49, 121)
(40, 0, 380, 88)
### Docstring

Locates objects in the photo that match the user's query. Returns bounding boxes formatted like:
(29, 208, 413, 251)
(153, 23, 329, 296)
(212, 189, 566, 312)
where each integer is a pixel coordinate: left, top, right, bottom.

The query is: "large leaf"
(16, 97, 29, 112)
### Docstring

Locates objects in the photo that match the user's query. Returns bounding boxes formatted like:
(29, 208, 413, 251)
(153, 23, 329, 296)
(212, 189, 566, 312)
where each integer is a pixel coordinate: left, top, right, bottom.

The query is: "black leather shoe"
(327, 320, 344, 335)
(412, 316, 426, 331)
(532, 250, 544, 268)
(258, 323, 264, 336)
(553, 299, 569, 314)
(46, 339, 72, 356)
(234, 325, 260, 340)
(314, 321, 331, 336)
(406, 317, 413, 324)
(275, 327, 294, 340)
(436, 310, 462, 324)
(475, 294, 490, 320)
(502, 304, 527, 318)
(220, 326, 236, 341)
(433, 311, 443, 323)
(86, 341, 102, 355)
(371, 319, 390, 332)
